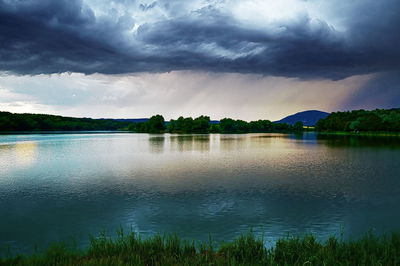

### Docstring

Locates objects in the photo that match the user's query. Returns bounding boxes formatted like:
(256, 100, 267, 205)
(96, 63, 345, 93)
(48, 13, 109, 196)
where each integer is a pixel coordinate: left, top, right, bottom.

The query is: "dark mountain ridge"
(274, 110, 330, 126)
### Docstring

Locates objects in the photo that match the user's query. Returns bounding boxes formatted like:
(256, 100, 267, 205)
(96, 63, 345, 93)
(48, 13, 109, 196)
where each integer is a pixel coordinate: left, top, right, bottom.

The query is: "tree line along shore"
(128, 115, 304, 134)
(316, 108, 400, 132)
(0, 111, 303, 133)
(1, 108, 399, 134)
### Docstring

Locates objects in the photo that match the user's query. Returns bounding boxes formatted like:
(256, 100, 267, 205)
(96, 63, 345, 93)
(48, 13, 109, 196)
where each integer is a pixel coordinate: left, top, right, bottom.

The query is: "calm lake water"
(1, 132, 400, 254)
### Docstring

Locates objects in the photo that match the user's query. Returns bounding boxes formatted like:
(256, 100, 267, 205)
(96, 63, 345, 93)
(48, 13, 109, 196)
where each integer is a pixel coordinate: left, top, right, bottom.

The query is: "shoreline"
(316, 131, 400, 137)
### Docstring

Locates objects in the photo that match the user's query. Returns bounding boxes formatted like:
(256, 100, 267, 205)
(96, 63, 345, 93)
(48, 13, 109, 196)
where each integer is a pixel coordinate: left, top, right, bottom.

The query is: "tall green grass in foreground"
(1, 231, 400, 265)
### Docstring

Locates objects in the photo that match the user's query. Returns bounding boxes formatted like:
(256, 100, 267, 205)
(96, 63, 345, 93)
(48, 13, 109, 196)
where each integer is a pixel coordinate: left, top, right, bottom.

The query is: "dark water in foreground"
(1, 133, 400, 254)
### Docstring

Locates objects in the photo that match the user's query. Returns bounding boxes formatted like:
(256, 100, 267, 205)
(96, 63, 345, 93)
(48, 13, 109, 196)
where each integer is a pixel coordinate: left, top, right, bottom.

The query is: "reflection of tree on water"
(148, 135, 165, 153)
(317, 134, 400, 148)
(169, 135, 210, 152)
(219, 134, 260, 152)
(292, 132, 305, 140)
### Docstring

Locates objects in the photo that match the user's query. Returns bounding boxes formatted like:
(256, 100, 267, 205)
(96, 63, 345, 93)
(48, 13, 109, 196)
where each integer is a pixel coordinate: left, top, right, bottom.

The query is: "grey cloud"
(139, 1, 157, 11)
(0, 0, 399, 79)
(340, 71, 400, 110)
(0, 0, 95, 26)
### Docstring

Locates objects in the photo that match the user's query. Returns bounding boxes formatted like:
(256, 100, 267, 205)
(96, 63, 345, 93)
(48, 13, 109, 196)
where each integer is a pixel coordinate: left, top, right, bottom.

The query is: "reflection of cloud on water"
(199, 198, 237, 218)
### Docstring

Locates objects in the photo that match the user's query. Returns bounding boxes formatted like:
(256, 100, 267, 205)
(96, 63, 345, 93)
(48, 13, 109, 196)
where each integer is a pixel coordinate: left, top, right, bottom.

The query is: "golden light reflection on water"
(0, 141, 38, 169)
(15, 141, 37, 166)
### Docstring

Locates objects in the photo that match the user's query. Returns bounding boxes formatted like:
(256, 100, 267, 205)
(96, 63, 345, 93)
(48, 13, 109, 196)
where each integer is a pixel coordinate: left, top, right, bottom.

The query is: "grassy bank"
(1, 231, 400, 265)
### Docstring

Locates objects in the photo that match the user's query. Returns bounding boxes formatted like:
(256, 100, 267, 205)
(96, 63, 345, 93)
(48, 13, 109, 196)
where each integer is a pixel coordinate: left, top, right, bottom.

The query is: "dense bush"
(316, 108, 400, 132)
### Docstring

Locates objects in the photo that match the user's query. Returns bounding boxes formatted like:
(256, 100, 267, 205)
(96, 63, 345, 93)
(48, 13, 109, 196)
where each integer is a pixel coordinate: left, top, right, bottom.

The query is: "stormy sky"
(0, 0, 399, 120)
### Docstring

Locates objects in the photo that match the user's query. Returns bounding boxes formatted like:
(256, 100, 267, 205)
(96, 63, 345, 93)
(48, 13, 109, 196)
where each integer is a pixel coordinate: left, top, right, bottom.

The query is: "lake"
(1, 132, 400, 254)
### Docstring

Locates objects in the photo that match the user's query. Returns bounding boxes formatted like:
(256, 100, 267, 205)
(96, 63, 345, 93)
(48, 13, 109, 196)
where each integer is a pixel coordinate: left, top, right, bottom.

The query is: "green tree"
(209, 124, 220, 133)
(219, 118, 236, 133)
(148, 115, 165, 133)
(356, 113, 382, 131)
(192, 116, 210, 133)
(316, 108, 400, 132)
(292, 121, 304, 132)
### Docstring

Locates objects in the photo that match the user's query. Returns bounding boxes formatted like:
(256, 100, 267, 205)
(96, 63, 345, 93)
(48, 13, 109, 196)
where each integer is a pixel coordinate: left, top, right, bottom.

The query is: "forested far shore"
(2, 108, 400, 134)
(316, 108, 400, 132)
(128, 115, 304, 134)
(0, 111, 131, 131)
(0, 111, 303, 133)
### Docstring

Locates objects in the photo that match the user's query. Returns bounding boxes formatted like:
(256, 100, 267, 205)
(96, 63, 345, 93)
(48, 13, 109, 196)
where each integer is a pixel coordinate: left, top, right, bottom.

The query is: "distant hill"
(274, 110, 330, 126)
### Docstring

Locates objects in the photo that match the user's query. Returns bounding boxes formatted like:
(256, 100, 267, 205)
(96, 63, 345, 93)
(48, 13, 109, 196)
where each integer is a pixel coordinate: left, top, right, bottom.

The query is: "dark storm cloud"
(0, 0, 155, 74)
(0, 0, 399, 78)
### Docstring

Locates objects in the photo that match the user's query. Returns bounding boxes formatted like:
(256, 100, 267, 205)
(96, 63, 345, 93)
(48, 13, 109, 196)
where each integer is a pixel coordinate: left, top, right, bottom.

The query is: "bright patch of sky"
(0, 71, 374, 120)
